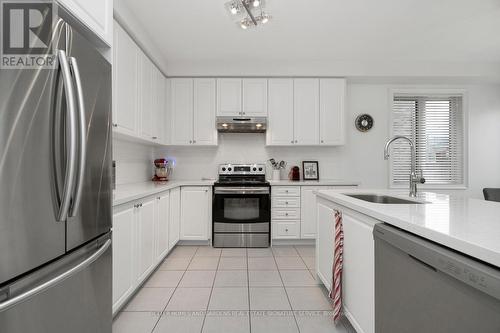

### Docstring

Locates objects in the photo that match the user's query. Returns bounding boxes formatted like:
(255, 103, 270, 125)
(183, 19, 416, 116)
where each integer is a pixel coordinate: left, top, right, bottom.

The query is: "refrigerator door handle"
(56, 49, 78, 222)
(0, 239, 111, 313)
(68, 56, 86, 217)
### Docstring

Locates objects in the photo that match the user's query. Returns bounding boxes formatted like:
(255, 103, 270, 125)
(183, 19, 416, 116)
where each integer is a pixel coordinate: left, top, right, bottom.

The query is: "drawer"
(272, 197, 300, 208)
(272, 221, 300, 239)
(272, 208, 301, 220)
(272, 186, 300, 197)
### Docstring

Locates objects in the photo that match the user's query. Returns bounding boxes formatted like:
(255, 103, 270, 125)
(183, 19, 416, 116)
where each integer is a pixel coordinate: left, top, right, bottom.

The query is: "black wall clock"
(355, 114, 374, 132)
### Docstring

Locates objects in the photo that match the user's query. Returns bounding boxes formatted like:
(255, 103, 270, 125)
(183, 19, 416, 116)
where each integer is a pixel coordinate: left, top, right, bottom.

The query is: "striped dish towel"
(329, 209, 344, 323)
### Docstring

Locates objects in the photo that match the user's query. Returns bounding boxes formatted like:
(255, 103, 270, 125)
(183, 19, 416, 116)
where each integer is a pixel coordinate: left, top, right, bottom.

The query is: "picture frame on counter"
(302, 161, 319, 180)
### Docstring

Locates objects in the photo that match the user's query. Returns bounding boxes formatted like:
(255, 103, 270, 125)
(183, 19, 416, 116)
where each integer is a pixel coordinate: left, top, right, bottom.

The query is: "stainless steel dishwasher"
(374, 224, 500, 333)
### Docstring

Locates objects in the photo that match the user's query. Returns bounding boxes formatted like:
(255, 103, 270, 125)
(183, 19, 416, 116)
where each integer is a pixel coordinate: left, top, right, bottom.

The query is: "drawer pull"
(285, 228, 289, 232)
(285, 213, 289, 216)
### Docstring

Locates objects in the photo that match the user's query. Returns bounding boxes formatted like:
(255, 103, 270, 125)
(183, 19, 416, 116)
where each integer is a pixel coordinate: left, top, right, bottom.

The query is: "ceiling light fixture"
(225, 0, 271, 30)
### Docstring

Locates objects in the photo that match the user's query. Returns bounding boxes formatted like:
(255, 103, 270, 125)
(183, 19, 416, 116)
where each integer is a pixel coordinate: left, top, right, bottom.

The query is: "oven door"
(213, 186, 270, 227)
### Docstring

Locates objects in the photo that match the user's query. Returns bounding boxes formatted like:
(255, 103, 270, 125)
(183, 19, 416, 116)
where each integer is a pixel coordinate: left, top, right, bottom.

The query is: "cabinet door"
(57, 0, 112, 46)
(300, 187, 321, 239)
(193, 79, 217, 145)
(139, 54, 154, 141)
(156, 192, 170, 260)
(180, 187, 210, 241)
(320, 79, 346, 145)
(267, 79, 294, 146)
(170, 79, 194, 145)
(293, 79, 319, 145)
(152, 68, 165, 143)
(169, 187, 181, 250)
(217, 79, 242, 116)
(112, 22, 138, 136)
(243, 79, 267, 116)
(137, 199, 155, 282)
(343, 212, 375, 333)
(112, 206, 135, 310)
(316, 201, 334, 291)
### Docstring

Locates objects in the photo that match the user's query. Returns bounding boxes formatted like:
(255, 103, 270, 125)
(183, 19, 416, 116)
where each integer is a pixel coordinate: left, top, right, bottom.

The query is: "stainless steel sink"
(345, 194, 424, 204)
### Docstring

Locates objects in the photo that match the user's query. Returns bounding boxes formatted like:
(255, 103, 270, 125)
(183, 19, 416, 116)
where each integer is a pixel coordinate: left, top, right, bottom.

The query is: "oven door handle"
(214, 187, 270, 195)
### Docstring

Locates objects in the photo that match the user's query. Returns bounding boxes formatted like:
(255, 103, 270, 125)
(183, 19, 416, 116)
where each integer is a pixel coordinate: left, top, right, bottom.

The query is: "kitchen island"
(314, 189, 500, 333)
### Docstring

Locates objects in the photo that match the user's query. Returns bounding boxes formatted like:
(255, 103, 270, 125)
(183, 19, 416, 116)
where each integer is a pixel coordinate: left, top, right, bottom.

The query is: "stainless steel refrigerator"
(0, 12, 112, 333)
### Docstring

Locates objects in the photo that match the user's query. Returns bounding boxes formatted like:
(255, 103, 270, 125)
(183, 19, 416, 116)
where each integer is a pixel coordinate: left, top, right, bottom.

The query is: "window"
(391, 92, 465, 187)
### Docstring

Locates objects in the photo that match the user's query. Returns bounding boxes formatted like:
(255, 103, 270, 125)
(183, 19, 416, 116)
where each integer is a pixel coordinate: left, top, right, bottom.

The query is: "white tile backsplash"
(113, 139, 154, 185)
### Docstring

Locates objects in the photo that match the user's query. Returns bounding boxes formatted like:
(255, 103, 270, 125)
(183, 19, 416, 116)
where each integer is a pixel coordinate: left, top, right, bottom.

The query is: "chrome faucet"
(384, 136, 425, 197)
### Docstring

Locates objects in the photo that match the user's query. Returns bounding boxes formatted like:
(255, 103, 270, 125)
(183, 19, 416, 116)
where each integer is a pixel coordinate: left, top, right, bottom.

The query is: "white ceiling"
(116, 0, 500, 78)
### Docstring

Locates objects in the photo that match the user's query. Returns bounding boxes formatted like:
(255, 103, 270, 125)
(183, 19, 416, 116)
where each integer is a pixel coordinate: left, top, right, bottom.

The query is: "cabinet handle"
(285, 201, 289, 205)
(285, 228, 289, 232)
(189, 140, 192, 144)
(193, 140, 196, 144)
(290, 140, 294, 144)
(152, 136, 157, 140)
(112, 123, 118, 127)
(321, 140, 324, 143)
(295, 140, 298, 143)
(285, 213, 289, 216)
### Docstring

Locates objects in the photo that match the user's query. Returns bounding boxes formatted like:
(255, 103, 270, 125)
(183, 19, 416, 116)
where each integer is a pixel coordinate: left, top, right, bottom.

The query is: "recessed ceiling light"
(256, 123, 262, 128)
(230, 6, 238, 14)
(222, 123, 229, 127)
(253, 0, 260, 7)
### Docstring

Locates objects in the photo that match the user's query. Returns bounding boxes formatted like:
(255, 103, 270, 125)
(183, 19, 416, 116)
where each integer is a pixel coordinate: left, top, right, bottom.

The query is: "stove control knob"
(222, 167, 226, 172)
(258, 167, 263, 171)
(253, 167, 257, 171)
(228, 167, 232, 171)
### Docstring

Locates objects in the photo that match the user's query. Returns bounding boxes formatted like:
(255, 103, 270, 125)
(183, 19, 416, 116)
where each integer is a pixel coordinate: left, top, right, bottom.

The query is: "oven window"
(224, 198, 260, 220)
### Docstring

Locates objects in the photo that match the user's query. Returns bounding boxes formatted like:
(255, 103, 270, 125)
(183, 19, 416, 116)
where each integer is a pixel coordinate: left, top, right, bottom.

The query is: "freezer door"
(0, 55, 67, 283)
(0, 234, 112, 333)
(65, 24, 112, 251)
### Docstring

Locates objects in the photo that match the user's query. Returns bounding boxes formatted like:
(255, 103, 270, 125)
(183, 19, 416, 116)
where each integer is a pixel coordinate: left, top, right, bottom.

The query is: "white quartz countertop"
(315, 189, 500, 268)
(268, 179, 360, 186)
(113, 180, 215, 206)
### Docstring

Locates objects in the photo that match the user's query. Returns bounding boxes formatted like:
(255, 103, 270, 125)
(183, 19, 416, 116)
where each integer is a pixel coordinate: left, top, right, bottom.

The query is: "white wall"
(113, 139, 154, 185)
(153, 82, 500, 199)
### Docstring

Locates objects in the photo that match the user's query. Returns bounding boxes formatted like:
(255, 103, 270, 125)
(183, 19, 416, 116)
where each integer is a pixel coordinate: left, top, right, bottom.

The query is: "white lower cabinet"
(180, 187, 211, 241)
(112, 188, 180, 315)
(271, 185, 357, 240)
(169, 187, 181, 249)
(316, 198, 375, 333)
(342, 211, 375, 333)
(136, 198, 156, 282)
(156, 192, 170, 260)
(112, 206, 135, 311)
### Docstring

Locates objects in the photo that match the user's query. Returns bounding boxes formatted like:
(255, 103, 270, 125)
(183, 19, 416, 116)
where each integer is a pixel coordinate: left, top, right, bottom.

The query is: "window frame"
(388, 88, 469, 190)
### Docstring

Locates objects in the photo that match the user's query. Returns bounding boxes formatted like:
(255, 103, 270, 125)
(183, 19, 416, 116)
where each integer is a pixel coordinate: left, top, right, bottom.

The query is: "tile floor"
(113, 245, 354, 333)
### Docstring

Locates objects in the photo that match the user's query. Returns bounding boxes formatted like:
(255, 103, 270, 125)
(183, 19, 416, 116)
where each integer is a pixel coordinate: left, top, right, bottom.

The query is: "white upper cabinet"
(139, 54, 154, 141)
(267, 79, 294, 145)
(243, 79, 268, 116)
(217, 78, 267, 117)
(169, 78, 217, 146)
(193, 79, 217, 145)
(169, 78, 194, 145)
(112, 22, 138, 137)
(294, 79, 320, 145)
(57, 0, 112, 46)
(217, 79, 242, 116)
(153, 71, 166, 143)
(320, 79, 346, 145)
(180, 187, 211, 241)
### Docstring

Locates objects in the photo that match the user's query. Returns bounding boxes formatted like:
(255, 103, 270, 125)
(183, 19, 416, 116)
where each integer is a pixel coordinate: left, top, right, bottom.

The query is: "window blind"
(391, 94, 464, 186)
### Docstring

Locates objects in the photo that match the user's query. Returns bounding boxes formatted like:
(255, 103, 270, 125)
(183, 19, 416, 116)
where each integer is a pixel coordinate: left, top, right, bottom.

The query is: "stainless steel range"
(212, 164, 271, 248)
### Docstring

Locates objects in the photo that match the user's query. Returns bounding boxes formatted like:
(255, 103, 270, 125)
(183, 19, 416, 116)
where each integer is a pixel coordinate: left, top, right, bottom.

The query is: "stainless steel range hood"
(217, 117, 267, 133)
